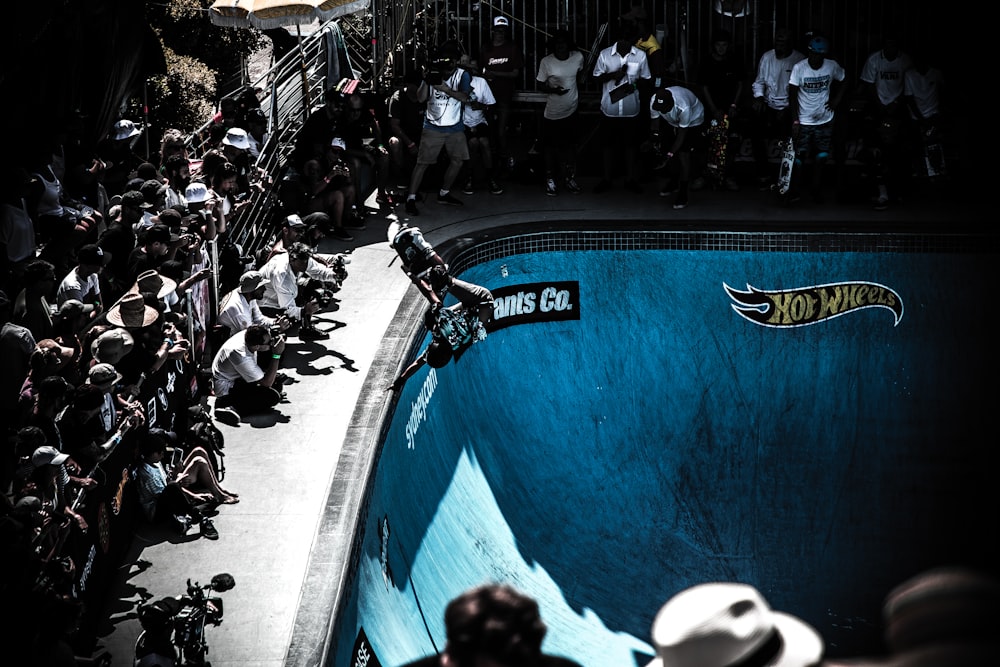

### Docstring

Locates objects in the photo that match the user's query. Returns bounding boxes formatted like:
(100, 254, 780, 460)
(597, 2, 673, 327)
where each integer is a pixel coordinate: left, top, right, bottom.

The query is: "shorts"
(540, 113, 579, 149)
(797, 121, 834, 159)
(416, 128, 470, 165)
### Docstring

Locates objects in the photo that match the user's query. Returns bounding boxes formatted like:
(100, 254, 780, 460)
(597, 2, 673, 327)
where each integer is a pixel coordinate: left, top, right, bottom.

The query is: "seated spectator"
(339, 92, 395, 208)
(210, 323, 286, 424)
(299, 148, 359, 242)
(398, 583, 583, 667)
(134, 428, 231, 540)
(644, 582, 823, 667)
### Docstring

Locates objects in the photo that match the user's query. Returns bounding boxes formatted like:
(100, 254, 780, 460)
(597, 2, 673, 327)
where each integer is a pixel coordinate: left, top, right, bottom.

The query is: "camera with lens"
(268, 324, 284, 339)
(302, 279, 338, 310)
(425, 66, 446, 86)
(331, 253, 350, 284)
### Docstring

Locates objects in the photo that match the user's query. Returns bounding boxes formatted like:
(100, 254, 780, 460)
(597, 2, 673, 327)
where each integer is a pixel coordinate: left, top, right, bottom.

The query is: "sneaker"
(405, 198, 419, 216)
(873, 195, 890, 211)
(690, 176, 707, 191)
(659, 181, 677, 197)
(488, 179, 504, 195)
(173, 513, 192, 535)
(214, 406, 240, 426)
(299, 326, 330, 341)
(564, 177, 581, 194)
(545, 178, 557, 196)
(624, 179, 642, 194)
(200, 518, 219, 541)
(592, 179, 613, 194)
(330, 227, 354, 241)
(672, 193, 689, 209)
(436, 192, 463, 206)
(462, 178, 474, 195)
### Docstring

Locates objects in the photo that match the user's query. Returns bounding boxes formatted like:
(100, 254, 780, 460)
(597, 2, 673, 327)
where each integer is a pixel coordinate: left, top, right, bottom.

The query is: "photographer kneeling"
(210, 323, 286, 425)
(258, 241, 341, 341)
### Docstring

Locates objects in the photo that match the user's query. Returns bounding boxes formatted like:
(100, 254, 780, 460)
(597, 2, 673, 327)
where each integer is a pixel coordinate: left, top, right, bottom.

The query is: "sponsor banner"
(724, 281, 904, 328)
(488, 281, 580, 331)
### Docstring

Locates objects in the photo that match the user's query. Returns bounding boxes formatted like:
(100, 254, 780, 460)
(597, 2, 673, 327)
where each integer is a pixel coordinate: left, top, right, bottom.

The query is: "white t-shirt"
(593, 44, 651, 118)
(211, 329, 263, 396)
(649, 86, 705, 128)
(752, 49, 806, 110)
(789, 57, 846, 125)
(463, 75, 496, 128)
(859, 49, 913, 106)
(536, 50, 585, 120)
(56, 267, 101, 306)
(904, 67, 943, 120)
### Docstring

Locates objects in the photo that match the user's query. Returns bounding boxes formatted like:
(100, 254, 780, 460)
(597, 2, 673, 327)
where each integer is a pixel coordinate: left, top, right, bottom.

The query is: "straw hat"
(106, 293, 160, 328)
(129, 269, 177, 299)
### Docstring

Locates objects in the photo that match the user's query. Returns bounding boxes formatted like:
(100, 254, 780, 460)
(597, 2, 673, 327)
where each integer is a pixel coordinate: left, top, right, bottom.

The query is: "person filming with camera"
(210, 323, 287, 425)
(403, 39, 472, 216)
(258, 241, 340, 341)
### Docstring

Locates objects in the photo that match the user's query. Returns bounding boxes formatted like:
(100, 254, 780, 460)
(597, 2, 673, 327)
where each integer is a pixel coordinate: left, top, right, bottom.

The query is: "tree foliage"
(136, 0, 266, 140)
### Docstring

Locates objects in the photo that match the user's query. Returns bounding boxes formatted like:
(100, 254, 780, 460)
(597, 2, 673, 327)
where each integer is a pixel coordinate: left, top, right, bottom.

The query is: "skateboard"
(774, 135, 795, 195)
(921, 126, 946, 179)
(705, 114, 730, 187)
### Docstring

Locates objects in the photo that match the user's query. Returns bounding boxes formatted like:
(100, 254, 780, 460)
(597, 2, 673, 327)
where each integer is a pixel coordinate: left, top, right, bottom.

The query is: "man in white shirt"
(211, 323, 285, 424)
(56, 243, 110, 313)
(459, 56, 502, 196)
(258, 242, 339, 341)
(591, 24, 651, 193)
(535, 29, 585, 196)
(749, 27, 805, 186)
(217, 269, 290, 337)
(788, 35, 847, 202)
(649, 86, 705, 210)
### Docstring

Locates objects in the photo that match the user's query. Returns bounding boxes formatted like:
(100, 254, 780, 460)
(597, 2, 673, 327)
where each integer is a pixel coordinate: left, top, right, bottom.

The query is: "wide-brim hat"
(106, 293, 160, 328)
(87, 362, 123, 390)
(222, 127, 251, 151)
(91, 328, 135, 364)
(113, 119, 142, 141)
(129, 269, 177, 299)
(648, 582, 824, 667)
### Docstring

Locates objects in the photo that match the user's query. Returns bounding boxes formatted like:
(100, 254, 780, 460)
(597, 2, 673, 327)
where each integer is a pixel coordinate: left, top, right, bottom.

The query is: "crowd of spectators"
(0, 77, 352, 662)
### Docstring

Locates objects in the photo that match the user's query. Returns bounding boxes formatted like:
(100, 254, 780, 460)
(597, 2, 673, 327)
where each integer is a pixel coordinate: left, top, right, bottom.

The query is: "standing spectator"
(480, 16, 525, 174)
(788, 35, 847, 203)
(97, 189, 142, 304)
(55, 243, 110, 312)
(697, 29, 745, 190)
(459, 56, 503, 196)
(386, 71, 426, 186)
(404, 40, 472, 216)
(162, 154, 191, 212)
(12, 259, 57, 342)
(858, 35, 914, 209)
(244, 108, 269, 161)
(396, 583, 583, 667)
(210, 324, 286, 424)
(155, 128, 189, 171)
(749, 27, 805, 187)
(126, 224, 179, 285)
(535, 29, 585, 196)
(1, 167, 37, 294)
(98, 119, 146, 198)
(645, 582, 824, 667)
(1, 289, 35, 431)
(592, 23, 652, 193)
(650, 85, 706, 210)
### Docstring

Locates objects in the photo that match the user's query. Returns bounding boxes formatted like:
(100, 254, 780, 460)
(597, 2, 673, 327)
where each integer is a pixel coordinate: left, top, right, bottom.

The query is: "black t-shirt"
(387, 88, 426, 142)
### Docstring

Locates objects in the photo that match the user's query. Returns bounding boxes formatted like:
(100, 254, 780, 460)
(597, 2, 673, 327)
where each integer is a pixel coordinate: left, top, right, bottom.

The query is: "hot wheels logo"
(724, 281, 903, 327)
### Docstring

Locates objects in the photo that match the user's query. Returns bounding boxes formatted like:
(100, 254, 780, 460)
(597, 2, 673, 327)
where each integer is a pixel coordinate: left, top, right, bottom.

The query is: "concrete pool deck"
(89, 176, 990, 667)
